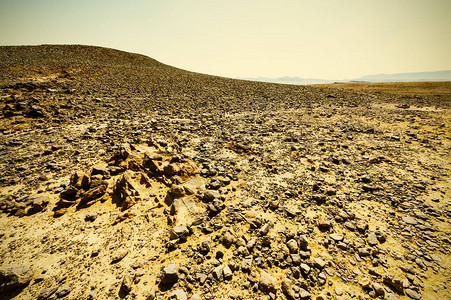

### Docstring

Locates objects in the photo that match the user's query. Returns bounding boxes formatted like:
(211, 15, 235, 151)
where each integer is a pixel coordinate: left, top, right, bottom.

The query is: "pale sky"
(1, 0, 450, 80)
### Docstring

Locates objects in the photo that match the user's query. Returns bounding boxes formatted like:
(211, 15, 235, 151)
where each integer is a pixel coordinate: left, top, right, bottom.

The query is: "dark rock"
(241, 258, 252, 272)
(317, 216, 332, 229)
(170, 226, 189, 240)
(223, 265, 233, 280)
(56, 285, 71, 298)
(70, 171, 91, 190)
(0, 265, 33, 292)
(221, 231, 236, 248)
(212, 265, 224, 280)
(203, 190, 220, 201)
(161, 264, 178, 285)
(120, 273, 132, 295)
(38, 286, 58, 299)
(31, 196, 49, 212)
(383, 274, 405, 293)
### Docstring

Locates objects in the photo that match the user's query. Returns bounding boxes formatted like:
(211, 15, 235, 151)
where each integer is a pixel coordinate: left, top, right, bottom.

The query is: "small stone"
(259, 270, 277, 293)
(372, 282, 384, 295)
(196, 273, 207, 284)
(199, 238, 211, 253)
(120, 273, 132, 295)
(358, 248, 371, 257)
(313, 257, 326, 269)
(203, 190, 220, 201)
(403, 217, 418, 225)
(222, 231, 236, 247)
(56, 285, 71, 298)
(298, 235, 309, 247)
(405, 289, 421, 299)
(190, 293, 202, 300)
(281, 278, 296, 299)
(356, 219, 368, 232)
(241, 258, 252, 272)
(91, 166, 109, 177)
(335, 286, 344, 295)
(85, 212, 97, 222)
(260, 223, 270, 235)
(32, 196, 49, 212)
(367, 232, 379, 246)
(330, 233, 344, 241)
(39, 174, 49, 181)
(169, 289, 188, 300)
(111, 249, 128, 263)
(87, 290, 97, 300)
(299, 288, 311, 299)
(51, 144, 63, 151)
(286, 239, 299, 253)
(300, 263, 311, 274)
(161, 264, 179, 285)
(291, 254, 301, 265)
(209, 180, 221, 190)
(246, 237, 257, 250)
(299, 250, 311, 259)
(383, 274, 404, 293)
(38, 286, 58, 299)
(222, 177, 231, 185)
(269, 200, 279, 209)
(170, 226, 189, 240)
(317, 216, 332, 229)
(212, 265, 224, 280)
(359, 277, 371, 289)
(223, 265, 233, 280)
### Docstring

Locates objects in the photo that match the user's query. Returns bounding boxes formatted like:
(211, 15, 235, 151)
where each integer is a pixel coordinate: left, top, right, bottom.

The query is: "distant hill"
(241, 70, 451, 85)
(353, 70, 451, 82)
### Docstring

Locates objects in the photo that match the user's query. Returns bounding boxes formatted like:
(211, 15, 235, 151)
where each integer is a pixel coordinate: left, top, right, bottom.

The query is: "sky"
(0, 0, 450, 80)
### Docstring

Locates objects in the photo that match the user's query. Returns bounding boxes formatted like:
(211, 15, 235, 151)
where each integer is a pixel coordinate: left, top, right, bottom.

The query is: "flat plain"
(313, 81, 451, 98)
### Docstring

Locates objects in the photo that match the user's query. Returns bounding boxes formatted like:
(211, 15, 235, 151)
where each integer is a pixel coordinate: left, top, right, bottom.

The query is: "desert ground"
(0, 45, 449, 300)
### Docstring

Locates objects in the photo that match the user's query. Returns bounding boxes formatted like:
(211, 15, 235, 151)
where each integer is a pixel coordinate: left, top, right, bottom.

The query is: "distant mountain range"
(237, 76, 335, 85)
(240, 70, 451, 85)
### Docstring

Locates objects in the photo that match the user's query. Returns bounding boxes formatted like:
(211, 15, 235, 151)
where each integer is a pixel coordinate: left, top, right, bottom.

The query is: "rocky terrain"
(0, 45, 449, 300)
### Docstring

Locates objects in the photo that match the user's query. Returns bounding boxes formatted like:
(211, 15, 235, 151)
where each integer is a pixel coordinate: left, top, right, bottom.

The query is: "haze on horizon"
(0, 0, 450, 80)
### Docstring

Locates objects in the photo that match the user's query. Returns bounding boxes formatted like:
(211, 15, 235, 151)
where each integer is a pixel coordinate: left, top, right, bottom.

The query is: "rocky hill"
(0, 45, 449, 300)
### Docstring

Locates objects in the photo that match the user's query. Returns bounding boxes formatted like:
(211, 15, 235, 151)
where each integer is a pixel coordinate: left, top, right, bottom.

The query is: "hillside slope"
(0, 45, 449, 300)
